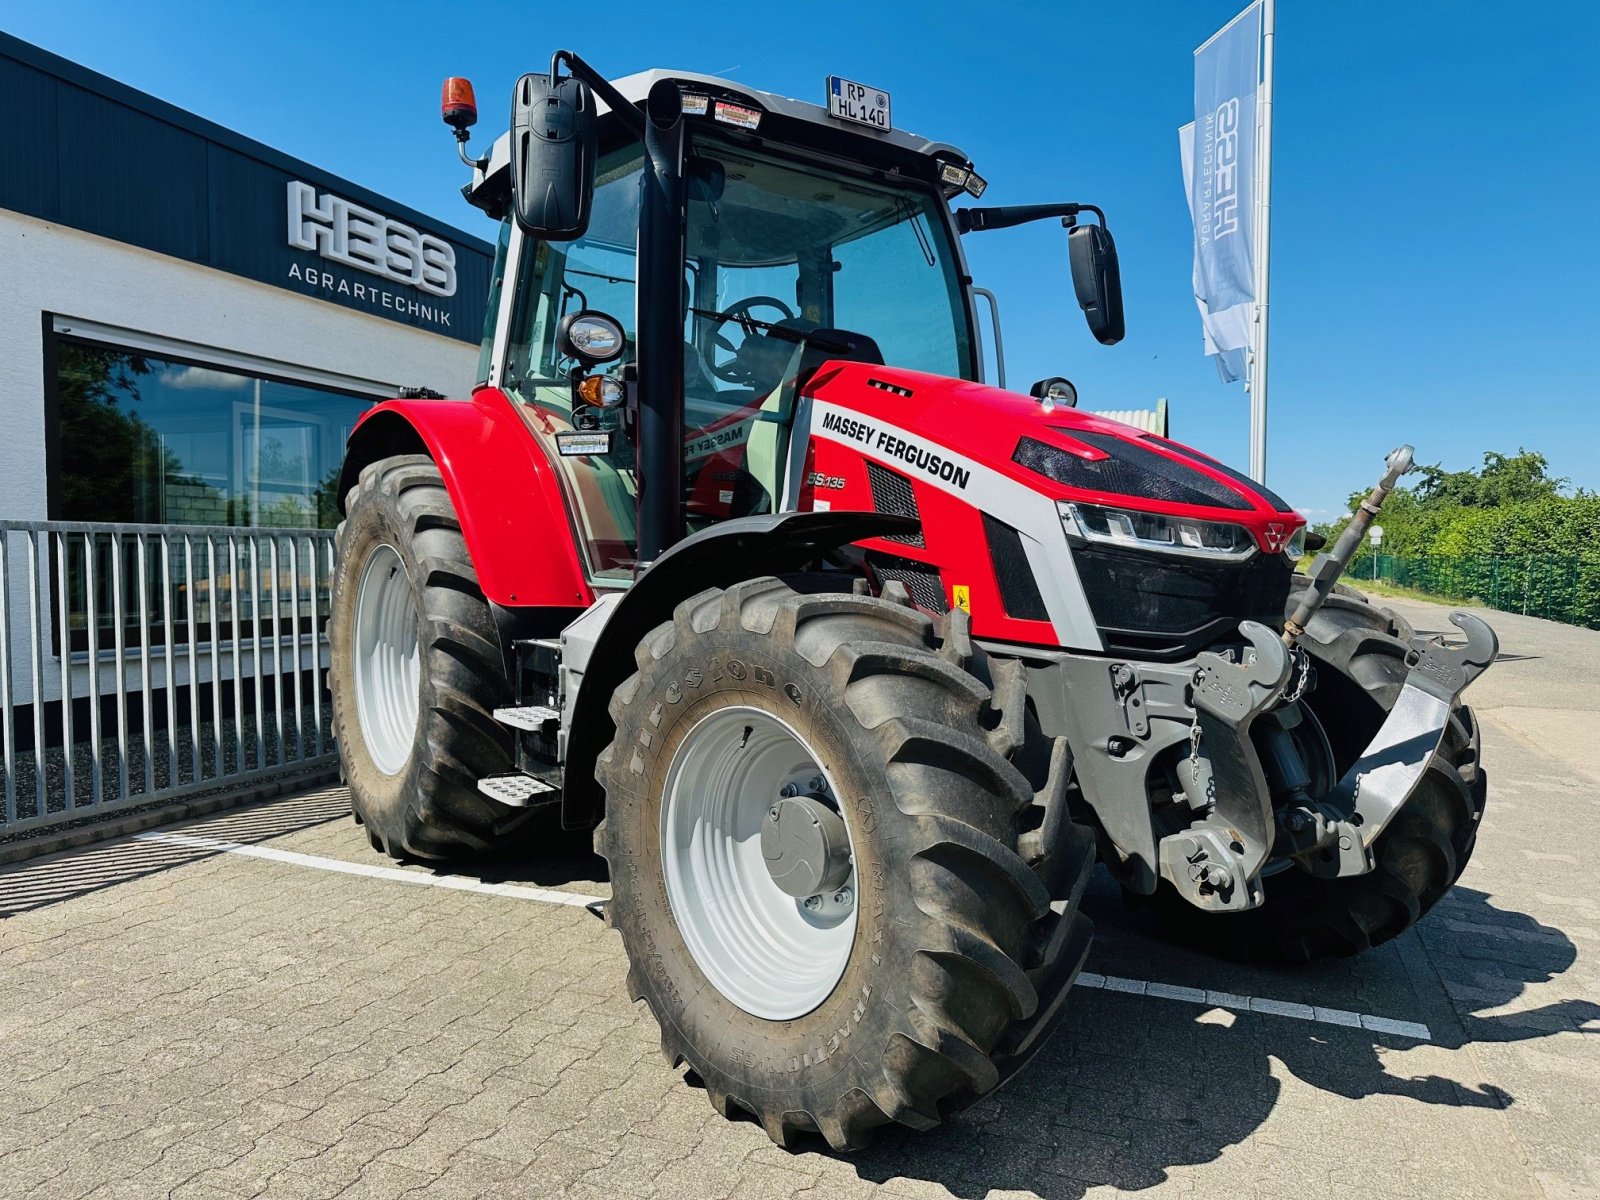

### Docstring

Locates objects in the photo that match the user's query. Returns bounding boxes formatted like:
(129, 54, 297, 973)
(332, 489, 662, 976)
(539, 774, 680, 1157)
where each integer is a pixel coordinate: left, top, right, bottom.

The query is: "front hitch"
(1156, 622, 1290, 913)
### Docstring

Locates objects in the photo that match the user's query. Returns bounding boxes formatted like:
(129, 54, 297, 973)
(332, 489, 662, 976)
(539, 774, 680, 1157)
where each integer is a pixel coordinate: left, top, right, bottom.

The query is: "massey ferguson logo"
(286, 181, 457, 298)
(1264, 522, 1289, 552)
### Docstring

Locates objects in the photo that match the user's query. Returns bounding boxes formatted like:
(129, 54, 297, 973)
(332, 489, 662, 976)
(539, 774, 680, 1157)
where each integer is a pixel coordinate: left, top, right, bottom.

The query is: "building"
(0, 32, 495, 830)
(0, 32, 493, 532)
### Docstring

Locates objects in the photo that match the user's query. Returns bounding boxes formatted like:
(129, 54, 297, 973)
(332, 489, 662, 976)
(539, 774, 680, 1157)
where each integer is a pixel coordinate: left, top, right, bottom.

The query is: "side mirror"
(1067, 223, 1125, 346)
(510, 72, 598, 240)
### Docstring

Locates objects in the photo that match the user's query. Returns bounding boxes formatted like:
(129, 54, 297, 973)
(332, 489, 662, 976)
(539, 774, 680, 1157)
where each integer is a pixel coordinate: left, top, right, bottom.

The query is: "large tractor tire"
(596, 578, 1094, 1151)
(330, 453, 523, 860)
(1137, 581, 1486, 963)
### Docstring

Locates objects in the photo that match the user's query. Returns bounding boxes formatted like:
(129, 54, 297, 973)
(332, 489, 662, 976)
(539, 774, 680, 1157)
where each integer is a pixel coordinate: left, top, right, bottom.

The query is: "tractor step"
(477, 772, 559, 807)
(493, 705, 560, 731)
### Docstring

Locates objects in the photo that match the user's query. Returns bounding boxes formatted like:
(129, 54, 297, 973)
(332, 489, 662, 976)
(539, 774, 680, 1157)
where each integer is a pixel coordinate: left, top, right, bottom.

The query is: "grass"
(1348, 576, 1473, 608)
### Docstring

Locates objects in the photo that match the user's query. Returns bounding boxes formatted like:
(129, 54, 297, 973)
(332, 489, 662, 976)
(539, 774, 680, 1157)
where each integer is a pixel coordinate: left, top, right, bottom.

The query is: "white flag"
(1180, 121, 1250, 382)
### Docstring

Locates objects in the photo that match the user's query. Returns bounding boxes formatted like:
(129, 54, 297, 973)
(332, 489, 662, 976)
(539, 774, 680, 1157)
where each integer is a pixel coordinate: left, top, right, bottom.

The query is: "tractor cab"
(448, 62, 1115, 583)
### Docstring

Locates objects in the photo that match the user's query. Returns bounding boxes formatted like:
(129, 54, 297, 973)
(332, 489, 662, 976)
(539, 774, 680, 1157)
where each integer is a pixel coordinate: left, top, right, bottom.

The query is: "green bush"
(1319, 451, 1600, 629)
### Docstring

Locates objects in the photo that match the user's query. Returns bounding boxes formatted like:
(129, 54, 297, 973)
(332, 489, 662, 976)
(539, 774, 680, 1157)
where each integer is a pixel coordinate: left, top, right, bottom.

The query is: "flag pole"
(1250, 0, 1276, 482)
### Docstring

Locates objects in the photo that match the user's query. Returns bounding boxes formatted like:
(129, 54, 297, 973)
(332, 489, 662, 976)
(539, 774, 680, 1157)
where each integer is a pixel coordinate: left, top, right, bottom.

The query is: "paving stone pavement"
(2, 594, 1597, 1199)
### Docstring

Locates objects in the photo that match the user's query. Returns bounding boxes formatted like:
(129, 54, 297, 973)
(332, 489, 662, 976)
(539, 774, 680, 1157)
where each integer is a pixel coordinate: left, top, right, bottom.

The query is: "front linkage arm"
(1156, 445, 1498, 909)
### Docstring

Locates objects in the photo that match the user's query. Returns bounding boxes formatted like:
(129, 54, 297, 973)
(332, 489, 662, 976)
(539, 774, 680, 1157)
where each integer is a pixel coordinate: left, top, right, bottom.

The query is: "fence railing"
(0, 521, 338, 835)
(1360, 551, 1600, 630)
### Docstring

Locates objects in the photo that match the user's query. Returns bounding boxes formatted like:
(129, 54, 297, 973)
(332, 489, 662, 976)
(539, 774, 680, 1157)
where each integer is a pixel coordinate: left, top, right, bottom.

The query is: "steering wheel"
(701, 296, 796, 383)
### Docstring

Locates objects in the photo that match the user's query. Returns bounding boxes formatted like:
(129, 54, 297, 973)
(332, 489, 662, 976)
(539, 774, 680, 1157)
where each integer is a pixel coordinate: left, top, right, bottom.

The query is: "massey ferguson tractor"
(328, 53, 1496, 1150)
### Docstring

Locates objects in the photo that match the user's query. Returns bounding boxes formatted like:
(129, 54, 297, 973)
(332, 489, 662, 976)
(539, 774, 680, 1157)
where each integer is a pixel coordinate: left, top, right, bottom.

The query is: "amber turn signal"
(576, 375, 625, 408)
(441, 77, 478, 130)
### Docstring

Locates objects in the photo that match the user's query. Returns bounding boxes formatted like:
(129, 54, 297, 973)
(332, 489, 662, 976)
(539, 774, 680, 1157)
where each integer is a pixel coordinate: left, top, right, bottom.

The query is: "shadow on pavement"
(0, 786, 351, 916)
(832, 885, 1596, 1198)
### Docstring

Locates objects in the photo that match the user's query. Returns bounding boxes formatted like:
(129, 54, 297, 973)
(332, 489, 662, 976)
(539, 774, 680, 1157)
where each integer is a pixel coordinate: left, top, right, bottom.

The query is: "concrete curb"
(0, 767, 342, 867)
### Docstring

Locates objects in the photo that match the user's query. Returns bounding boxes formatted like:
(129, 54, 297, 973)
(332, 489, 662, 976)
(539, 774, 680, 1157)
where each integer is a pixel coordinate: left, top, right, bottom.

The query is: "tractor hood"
(801, 363, 1305, 552)
(798, 362, 1307, 655)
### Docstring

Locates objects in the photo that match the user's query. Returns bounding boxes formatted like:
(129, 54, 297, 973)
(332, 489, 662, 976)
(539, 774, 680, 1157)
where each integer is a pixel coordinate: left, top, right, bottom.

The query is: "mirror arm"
(956, 202, 1106, 234)
(550, 49, 647, 140)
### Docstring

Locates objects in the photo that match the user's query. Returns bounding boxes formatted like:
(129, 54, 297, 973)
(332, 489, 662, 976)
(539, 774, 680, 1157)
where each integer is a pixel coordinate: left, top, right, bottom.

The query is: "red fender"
(340, 387, 593, 609)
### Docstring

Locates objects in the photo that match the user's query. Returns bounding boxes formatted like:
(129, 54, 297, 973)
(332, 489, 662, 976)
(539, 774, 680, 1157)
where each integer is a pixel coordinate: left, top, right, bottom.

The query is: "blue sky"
(7, 0, 1596, 517)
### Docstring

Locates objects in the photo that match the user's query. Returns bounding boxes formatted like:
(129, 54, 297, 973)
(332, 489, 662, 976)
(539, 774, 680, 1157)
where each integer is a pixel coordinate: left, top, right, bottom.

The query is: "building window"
(53, 339, 372, 528)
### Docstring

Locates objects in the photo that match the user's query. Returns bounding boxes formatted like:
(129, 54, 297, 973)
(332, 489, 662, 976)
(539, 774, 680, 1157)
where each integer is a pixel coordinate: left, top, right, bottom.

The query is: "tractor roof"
(467, 69, 972, 215)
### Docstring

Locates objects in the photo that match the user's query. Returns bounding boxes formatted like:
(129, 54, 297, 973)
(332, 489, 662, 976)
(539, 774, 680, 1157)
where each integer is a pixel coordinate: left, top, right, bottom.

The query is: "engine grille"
(865, 461, 925, 546)
(1072, 543, 1294, 658)
(1014, 432, 1252, 510)
(983, 514, 1049, 622)
(867, 551, 948, 612)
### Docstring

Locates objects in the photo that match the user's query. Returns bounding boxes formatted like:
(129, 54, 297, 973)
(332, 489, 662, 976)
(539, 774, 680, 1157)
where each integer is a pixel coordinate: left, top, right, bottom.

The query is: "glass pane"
(687, 140, 973, 386)
(476, 218, 512, 385)
(504, 148, 646, 583)
(680, 140, 974, 522)
(54, 341, 370, 529)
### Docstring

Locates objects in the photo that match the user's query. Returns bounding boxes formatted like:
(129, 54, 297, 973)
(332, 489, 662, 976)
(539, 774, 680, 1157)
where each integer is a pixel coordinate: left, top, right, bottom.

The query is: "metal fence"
(0, 521, 338, 835)
(1360, 551, 1600, 630)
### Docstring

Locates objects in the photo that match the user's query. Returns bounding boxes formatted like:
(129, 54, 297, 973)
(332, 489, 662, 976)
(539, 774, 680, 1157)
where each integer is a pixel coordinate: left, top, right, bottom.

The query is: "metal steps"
(477, 772, 559, 807)
(493, 705, 559, 731)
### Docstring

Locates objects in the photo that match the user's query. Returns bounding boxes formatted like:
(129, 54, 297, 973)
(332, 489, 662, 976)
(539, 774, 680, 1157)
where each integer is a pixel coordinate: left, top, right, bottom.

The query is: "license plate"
(826, 76, 891, 131)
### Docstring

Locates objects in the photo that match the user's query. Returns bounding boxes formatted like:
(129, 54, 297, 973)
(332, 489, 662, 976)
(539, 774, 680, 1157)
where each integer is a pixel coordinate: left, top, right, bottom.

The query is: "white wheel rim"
(661, 706, 858, 1020)
(352, 543, 420, 776)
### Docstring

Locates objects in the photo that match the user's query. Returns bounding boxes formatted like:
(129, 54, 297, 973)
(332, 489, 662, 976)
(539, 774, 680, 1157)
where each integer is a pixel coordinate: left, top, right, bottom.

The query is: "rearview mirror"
(1067, 223, 1125, 346)
(510, 72, 598, 240)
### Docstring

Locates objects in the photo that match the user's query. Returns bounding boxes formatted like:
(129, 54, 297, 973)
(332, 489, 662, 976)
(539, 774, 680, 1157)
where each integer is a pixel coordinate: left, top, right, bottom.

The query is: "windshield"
(501, 136, 973, 583)
(685, 140, 975, 388)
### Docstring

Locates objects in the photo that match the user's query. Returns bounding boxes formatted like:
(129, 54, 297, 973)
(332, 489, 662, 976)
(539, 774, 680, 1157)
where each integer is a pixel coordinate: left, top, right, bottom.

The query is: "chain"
(1284, 644, 1313, 705)
(1188, 719, 1203, 777)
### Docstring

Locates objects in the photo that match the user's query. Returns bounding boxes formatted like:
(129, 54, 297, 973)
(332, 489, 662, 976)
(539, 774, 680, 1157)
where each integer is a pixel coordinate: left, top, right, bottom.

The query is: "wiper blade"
(688, 307, 856, 354)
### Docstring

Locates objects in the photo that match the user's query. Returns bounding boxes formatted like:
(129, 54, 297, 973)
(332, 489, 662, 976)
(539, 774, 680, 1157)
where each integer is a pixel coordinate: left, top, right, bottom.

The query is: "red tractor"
(330, 55, 1495, 1150)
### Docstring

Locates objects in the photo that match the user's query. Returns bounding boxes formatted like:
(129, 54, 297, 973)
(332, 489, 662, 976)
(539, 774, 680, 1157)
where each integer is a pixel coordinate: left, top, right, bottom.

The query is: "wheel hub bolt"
(803, 895, 823, 912)
(833, 888, 853, 908)
(778, 783, 800, 799)
(808, 775, 826, 794)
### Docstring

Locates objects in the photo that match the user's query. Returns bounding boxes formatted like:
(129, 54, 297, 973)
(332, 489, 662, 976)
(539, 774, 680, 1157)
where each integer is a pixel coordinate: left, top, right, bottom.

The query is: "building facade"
(0, 33, 496, 764)
(0, 32, 493, 533)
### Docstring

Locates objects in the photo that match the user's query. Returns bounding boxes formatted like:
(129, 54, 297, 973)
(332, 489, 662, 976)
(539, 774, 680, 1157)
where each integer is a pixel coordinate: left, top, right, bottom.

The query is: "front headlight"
(1059, 502, 1257, 561)
(1284, 525, 1308, 558)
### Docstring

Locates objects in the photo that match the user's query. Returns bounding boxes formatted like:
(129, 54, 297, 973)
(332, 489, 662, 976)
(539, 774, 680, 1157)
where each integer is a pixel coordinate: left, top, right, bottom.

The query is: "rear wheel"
(330, 454, 523, 859)
(1135, 582, 1485, 962)
(596, 579, 1094, 1150)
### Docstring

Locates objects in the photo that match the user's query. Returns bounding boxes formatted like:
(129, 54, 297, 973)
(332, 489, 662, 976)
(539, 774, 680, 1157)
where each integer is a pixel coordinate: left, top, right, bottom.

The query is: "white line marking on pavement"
(132, 831, 607, 908)
(1075, 971, 1432, 1041)
(135, 830, 1432, 1040)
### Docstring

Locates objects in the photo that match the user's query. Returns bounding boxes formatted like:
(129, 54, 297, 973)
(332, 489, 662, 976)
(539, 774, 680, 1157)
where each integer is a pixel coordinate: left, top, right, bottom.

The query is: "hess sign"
(286, 181, 458, 298)
(826, 76, 892, 131)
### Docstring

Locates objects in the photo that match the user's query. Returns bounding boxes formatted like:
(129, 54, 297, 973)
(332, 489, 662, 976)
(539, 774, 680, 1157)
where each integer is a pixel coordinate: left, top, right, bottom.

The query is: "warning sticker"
(713, 101, 762, 130)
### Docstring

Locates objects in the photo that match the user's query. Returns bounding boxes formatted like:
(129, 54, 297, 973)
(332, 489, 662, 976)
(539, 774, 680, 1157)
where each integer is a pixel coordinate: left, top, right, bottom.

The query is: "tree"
(1411, 450, 1565, 508)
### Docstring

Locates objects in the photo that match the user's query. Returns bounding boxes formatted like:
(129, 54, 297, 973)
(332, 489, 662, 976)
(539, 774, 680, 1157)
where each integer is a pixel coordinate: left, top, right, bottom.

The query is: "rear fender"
(339, 388, 592, 609)
(560, 510, 917, 830)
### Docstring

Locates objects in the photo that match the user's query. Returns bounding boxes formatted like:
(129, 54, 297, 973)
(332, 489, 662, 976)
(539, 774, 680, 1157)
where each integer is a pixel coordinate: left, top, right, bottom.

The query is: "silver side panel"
(556, 592, 626, 762)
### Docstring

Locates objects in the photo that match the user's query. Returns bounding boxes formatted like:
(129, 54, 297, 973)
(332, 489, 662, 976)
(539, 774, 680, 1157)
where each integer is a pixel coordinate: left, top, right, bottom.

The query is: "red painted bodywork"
(797, 363, 1305, 645)
(347, 388, 593, 609)
(345, 365, 1301, 644)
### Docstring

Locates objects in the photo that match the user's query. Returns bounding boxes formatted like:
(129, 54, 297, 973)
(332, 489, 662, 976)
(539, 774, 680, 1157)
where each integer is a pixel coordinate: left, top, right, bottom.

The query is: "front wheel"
(329, 454, 523, 859)
(596, 579, 1093, 1151)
